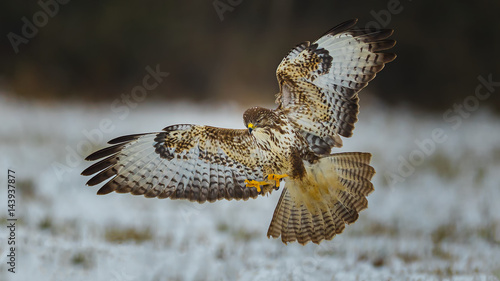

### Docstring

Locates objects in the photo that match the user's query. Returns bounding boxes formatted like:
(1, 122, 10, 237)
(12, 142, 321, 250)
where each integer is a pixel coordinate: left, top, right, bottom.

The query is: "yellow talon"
(267, 174, 288, 187)
(245, 174, 288, 193)
(244, 179, 267, 193)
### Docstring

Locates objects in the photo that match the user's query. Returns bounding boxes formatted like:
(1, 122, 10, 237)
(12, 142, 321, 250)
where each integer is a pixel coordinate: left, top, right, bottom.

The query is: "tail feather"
(268, 189, 291, 237)
(331, 209, 346, 237)
(282, 197, 297, 242)
(337, 189, 368, 212)
(322, 209, 337, 241)
(333, 200, 359, 224)
(338, 177, 373, 196)
(297, 205, 313, 243)
(267, 152, 375, 245)
(311, 208, 326, 243)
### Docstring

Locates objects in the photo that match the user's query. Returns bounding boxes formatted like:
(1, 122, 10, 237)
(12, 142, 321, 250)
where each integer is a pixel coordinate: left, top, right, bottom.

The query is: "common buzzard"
(82, 19, 396, 245)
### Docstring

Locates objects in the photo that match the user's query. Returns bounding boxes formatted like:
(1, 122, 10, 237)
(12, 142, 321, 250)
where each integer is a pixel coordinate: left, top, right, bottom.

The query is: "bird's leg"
(245, 174, 288, 194)
(244, 179, 269, 194)
(266, 174, 288, 188)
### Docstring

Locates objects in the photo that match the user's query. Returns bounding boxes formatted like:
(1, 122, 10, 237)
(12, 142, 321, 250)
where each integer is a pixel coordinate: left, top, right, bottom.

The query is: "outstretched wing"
(275, 19, 396, 154)
(82, 124, 268, 203)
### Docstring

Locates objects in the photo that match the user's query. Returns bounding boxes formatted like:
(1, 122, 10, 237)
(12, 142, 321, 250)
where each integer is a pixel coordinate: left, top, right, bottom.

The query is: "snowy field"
(0, 95, 499, 281)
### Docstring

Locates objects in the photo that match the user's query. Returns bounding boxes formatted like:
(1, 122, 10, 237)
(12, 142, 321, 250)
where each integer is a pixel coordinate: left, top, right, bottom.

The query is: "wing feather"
(82, 124, 266, 202)
(275, 18, 396, 153)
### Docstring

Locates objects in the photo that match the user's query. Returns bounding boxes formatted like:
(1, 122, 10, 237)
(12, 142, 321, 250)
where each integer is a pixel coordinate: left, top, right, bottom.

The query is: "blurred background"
(1, 1, 500, 281)
(1, 0, 499, 110)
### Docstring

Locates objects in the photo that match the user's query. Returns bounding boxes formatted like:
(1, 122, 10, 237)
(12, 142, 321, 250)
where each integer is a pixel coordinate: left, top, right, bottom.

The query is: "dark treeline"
(1, 0, 499, 112)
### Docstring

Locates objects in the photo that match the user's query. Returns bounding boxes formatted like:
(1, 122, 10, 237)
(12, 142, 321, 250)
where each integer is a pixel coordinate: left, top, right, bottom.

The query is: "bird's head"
(243, 106, 281, 135)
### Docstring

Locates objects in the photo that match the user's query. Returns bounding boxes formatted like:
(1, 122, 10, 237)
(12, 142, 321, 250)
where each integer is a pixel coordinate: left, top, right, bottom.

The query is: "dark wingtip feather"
(85, 168, 116, 186)
(97, 185, 114, 195)
(108, 133, 144, 144)
(85, 177, 102, 187)
(84, 143, 127, 161)
(81, 169, 94, 177)
(372, 29, 394, 40)
(383, 53, 397, 63)
(372, 28, 394, 40)
(81, 155, 117, 176)
(370, 40, 397, 51)
(322, 19, 358, 37)
(349, 28, 394, 41)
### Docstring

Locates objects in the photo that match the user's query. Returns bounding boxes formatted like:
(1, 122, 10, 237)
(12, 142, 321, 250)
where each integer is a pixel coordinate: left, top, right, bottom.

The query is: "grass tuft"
(17, 179, 36, 199)
(232, 228, 259, 242)
(71, 251, 94, 269)
(216, 222, 229, 233)
(426, 153, 460, 180)
(396, 252, 420, 264)
(104, 226, 153, 244)
(38, 217, 53, 231)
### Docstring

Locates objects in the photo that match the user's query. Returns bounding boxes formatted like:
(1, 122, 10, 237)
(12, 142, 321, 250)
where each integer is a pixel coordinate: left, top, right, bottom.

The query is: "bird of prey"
(82, 19, 396, 245)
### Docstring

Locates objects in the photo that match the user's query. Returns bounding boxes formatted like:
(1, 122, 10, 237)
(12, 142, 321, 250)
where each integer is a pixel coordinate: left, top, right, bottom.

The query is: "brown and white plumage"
(82, 19, 395, 245)
(276, 19, 396, 153)
(83, 124, 270, 202)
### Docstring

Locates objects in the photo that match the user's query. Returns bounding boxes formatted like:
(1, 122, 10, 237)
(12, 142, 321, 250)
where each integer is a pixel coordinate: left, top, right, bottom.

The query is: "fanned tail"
(267, 152, 375, 245)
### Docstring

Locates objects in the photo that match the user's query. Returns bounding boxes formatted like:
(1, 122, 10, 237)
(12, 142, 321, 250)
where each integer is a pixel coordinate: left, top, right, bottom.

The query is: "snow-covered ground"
(0, 95, 499, 281)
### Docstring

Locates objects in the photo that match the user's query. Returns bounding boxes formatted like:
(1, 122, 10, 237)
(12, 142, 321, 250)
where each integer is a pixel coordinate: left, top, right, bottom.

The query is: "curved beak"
(247, 123, 254, 134)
